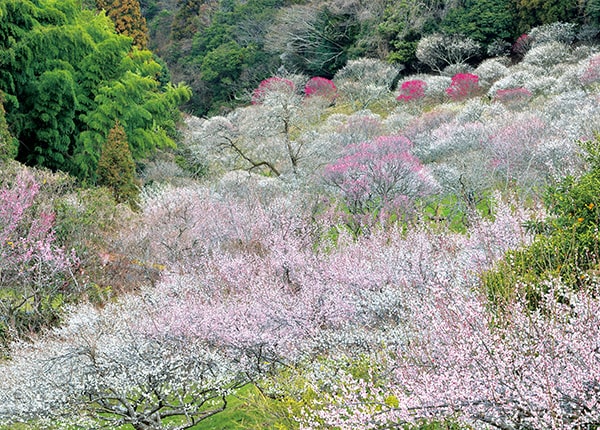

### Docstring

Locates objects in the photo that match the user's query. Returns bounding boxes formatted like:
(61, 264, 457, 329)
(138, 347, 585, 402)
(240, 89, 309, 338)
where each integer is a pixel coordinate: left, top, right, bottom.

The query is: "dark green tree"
(96, 121, 140, 208)
(440, 0, 518, 46)
(0, 93, 17, 161)
(513, 0, 579, 33)
(20, 69, 78, 171)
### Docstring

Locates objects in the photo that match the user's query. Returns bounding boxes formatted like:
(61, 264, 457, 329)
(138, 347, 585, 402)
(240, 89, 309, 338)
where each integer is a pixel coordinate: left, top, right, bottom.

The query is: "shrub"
(446, 73, 480, 101)
(396, 79, 427, 103)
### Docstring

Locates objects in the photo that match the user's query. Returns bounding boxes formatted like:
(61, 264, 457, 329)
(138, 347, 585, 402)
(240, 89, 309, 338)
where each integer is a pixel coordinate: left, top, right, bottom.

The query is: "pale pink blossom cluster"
(0, 169, 78, 341)
(323, 135, 436, 226)
(303, 281, 600, 430)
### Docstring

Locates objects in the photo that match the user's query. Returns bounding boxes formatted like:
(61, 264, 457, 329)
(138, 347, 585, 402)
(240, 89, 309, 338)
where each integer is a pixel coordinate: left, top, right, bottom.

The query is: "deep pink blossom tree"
(304, 77, 337, 102)
(446, 73, 480, 101)
(323, 135, 434, 221)
(396, 79, 427, 103)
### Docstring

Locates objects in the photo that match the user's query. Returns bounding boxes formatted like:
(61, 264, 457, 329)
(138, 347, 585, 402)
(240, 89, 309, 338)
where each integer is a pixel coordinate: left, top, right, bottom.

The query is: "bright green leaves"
(484, 135, 600, 310)
(1, 0, 190, 181)
(77, 70, 191, 178)
(0, 0, 39, 50)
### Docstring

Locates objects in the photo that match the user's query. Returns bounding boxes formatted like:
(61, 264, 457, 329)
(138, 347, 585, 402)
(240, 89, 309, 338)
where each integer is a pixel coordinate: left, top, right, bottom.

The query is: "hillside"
(1, 2, 600, 429)
(140, 0, 598, 115)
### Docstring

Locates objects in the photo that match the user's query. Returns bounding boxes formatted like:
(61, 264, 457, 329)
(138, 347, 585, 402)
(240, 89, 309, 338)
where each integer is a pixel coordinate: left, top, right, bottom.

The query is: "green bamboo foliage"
(0, 0, 190, 180)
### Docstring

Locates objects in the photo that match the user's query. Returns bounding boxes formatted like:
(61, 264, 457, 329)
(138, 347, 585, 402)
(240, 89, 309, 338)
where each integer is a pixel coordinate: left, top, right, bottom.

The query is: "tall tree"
(96, 0, 149, 48)
(96, 121, 140, 209)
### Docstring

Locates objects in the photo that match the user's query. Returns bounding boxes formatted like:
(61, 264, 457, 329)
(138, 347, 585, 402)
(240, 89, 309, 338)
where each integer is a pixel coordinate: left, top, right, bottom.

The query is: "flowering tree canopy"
(251, 77, 296, 105)
(396, 79, 427, 103)
(304, 77, 337, 101)
(323, 135, 436, 224)
(446, 73, 480, 101)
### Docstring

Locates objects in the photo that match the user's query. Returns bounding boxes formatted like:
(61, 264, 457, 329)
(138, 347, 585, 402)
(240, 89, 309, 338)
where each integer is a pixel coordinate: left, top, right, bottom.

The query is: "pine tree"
(96, 121, 140, 209)
(96, 0, 149, 49)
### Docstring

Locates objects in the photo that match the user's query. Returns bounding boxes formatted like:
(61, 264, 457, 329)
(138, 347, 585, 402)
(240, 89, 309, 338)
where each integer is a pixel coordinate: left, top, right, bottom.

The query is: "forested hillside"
(140, 0, 598, 114)
(2, 0, 600, 429)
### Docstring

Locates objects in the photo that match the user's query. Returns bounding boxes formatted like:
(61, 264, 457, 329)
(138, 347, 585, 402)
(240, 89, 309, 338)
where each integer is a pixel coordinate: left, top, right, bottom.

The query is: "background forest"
(2, 0, 600, 429)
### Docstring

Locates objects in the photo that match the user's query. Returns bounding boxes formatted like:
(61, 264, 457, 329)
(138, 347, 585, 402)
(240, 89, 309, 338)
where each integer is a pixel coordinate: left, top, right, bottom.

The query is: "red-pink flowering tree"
(512, 33, 531, 57)
(304, 77, 337, 102)
(446, 73, 480, 101)
(0, 169, 79, 347)
(251, 77, 296, 105)
(396, 79, 427, 103)
(323, 135, 436, 229)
